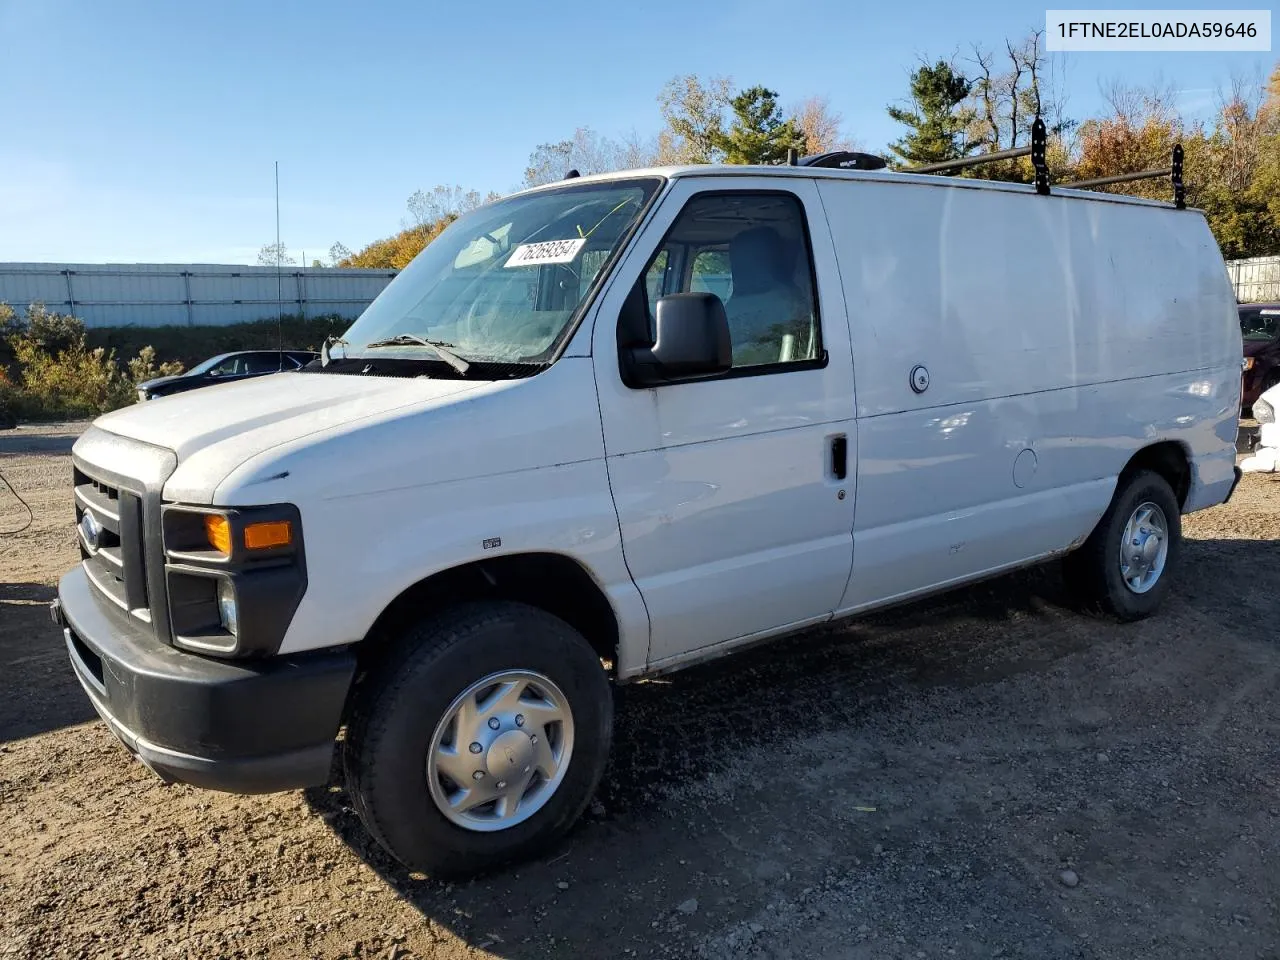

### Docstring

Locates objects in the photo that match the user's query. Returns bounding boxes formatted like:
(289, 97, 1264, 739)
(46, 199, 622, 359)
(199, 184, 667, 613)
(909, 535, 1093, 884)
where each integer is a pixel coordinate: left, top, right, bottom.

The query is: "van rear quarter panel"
(817, 178, 1240, 611)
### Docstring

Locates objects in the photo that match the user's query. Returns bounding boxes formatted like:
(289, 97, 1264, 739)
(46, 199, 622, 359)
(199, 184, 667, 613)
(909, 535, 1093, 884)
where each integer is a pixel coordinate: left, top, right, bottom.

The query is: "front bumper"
(54, 565, 355, 793)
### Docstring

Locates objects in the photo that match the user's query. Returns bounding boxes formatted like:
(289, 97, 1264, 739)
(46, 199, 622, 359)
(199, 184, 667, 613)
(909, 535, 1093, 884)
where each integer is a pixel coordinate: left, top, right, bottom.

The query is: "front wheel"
(343, 602, 613, 877)
(1063, 469, 1181, 621)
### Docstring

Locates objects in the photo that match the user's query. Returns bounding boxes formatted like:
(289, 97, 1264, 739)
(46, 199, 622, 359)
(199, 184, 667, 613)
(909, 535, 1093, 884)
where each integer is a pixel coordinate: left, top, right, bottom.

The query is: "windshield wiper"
(363, 334, 471, 375)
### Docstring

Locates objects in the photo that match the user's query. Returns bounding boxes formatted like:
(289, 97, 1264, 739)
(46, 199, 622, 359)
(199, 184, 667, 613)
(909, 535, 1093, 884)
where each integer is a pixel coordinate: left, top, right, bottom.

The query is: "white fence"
(1228, 256, 1280, 304)
(3, 255, 1276, 327)
(0, 263, 399, 328)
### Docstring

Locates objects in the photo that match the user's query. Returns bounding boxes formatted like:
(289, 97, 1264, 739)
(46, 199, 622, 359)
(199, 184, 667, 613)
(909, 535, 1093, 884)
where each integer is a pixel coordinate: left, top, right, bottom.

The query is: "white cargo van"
(52, 161, 1242, 877)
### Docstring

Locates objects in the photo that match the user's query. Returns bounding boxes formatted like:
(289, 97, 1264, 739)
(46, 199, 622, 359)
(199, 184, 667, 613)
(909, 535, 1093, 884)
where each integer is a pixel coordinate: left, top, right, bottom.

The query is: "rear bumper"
(54, 565, 355, 793)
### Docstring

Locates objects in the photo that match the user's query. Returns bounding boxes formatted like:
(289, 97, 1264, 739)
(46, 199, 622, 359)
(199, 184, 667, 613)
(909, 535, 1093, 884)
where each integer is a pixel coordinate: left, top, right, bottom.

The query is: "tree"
(1072, 82, 1189, 197)
(339, 184, 496, 270)
(407, 185, 485, 229)
(1252, 65, 1280, 241)
(657, 74, 733, 163)
(709, 86, 805, 165)
(1202, 77, 1280, 259)
(960, 32, 1073, 182)
(790, 95, 855, 155)
(257, 242, 295, 267)
(328, 242, 353, 267)
(886, 61, 975, 168)
(522, 128, 654, 187)
(1066, 79, 1280, 257)
(617, 129, 663, 170)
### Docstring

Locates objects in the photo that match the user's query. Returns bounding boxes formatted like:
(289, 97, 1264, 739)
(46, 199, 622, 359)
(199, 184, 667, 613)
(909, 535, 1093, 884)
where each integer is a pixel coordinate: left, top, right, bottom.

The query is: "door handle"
(829, 435, 848, 481)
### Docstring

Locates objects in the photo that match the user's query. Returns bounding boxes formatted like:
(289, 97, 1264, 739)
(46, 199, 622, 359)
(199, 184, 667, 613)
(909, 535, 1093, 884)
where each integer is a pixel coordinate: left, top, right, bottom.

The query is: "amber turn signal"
(244, 520, 292, 550)
(204, 515, 232, 554)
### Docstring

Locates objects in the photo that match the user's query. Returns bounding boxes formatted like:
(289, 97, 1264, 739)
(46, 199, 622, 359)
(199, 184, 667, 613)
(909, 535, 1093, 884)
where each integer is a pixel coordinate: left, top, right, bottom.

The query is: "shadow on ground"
(0, 582, 96, 742)
(0, 432, 80, 455)
(302, 538, 1280, 958)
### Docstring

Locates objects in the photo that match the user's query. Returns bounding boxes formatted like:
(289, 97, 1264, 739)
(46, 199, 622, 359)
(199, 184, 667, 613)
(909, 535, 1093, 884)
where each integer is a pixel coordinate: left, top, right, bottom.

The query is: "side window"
(644, 193, 819, 370)
(689, 249, 732, 301)
(208, 357, 240, 376)
(645, 250, 670, 302)
(242, 353, 282, 374)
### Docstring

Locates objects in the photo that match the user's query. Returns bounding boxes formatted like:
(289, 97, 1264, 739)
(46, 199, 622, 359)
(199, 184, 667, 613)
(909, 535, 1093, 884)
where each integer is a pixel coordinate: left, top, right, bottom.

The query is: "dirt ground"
(2, 422, 1278, 960)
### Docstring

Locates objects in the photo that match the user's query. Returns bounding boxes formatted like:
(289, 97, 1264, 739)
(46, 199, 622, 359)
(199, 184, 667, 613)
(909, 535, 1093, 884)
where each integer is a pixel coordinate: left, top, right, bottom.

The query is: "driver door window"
(208, 357, 240, 377)
(644, 192, 821, 370)
(242, 353, 283, 374)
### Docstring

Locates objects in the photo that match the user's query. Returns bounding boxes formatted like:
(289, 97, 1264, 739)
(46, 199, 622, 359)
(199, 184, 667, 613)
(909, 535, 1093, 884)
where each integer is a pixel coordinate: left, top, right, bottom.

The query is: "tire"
(1063, 469, 1181, 621)
(343, 601, 612, 878)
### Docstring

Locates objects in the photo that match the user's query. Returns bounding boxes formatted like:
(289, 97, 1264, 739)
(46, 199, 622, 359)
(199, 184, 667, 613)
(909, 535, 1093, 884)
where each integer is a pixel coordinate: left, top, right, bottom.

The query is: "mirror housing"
(624, 292, 732, 386)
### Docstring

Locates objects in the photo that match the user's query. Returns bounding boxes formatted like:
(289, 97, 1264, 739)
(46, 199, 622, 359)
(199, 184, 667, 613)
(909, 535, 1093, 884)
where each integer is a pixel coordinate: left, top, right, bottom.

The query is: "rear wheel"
(1063, 469, 1181, 621)
(343, 602, 613, 877)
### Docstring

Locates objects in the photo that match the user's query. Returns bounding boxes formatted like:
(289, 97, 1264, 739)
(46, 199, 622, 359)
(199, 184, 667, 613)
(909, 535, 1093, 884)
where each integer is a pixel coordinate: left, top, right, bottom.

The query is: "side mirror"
(625, 292, 732, 386)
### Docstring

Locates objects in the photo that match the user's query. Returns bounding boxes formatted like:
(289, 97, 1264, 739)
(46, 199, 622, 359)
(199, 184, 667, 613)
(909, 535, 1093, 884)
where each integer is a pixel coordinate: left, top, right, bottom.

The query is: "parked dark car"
(137, 350, 318, 401)
(1241, 303, 1280, 413)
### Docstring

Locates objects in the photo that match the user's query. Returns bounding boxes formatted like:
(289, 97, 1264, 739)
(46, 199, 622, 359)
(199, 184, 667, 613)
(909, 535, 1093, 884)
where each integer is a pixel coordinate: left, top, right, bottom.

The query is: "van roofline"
(511, 164, 1199, 214)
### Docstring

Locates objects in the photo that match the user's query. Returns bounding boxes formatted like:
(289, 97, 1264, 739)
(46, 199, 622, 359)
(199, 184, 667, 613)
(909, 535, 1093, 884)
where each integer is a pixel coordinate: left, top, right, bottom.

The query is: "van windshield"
(340, 179, 661, 365)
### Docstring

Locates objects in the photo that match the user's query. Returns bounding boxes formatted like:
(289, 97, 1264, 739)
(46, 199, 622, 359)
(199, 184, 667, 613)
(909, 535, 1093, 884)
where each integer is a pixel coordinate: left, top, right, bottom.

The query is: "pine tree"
(711, 86, 805, 165)
(886, 62, 975, 168)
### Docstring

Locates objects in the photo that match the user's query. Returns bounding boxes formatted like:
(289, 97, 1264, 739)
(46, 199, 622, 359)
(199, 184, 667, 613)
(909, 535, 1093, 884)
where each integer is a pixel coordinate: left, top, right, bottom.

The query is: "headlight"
(1243, 357, 1255, 372)
(1256, 397, 1275, 424)
(216, 580, 239, 636)
(160, 504, 306, 657)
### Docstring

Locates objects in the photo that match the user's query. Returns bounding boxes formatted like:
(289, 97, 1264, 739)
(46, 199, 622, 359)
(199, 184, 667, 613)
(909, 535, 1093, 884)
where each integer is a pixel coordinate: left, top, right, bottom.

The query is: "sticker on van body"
(504, 238, 587, 268)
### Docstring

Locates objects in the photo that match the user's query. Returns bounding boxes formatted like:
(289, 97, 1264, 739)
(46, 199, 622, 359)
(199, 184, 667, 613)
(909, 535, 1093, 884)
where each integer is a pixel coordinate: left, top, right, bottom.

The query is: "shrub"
(87, 315, 349, 369)
(127, 345, 184, 384)
(1, 305, 352, 424)
(24, 303, 87, 355)
(0, 302, 22, 369)
(12, 331, 136, 419)
(0, 369, 18, 429)
(1, 304, 186, 422)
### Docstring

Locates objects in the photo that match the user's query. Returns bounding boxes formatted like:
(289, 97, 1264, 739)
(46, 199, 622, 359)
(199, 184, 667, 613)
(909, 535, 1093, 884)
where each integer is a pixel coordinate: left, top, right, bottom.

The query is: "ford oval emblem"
(79, 511, 102, 552)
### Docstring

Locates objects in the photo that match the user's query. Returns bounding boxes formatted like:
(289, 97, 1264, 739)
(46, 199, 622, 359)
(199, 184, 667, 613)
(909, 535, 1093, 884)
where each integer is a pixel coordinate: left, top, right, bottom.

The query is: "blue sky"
(0, 0, 1273, 264)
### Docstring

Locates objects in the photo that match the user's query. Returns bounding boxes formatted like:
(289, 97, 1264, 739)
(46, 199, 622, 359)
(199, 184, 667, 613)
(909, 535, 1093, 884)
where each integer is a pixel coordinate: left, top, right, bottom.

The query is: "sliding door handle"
(829, 435, 848, 481)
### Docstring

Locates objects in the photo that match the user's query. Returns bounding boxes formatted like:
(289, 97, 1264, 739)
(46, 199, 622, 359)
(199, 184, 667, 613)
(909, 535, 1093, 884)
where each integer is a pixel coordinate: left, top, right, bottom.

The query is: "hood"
(94, 371, 491, 489)
(137, 373, 187, 392)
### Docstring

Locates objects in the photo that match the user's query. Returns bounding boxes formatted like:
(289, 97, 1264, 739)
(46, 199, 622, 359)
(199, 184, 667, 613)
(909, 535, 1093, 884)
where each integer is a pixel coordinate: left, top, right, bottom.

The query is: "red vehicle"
(1241, 303, 1280, 412)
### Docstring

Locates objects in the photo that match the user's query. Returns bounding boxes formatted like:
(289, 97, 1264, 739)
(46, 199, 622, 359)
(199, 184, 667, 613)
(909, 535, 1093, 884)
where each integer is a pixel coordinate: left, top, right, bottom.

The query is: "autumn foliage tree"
(337, 185, 495, 269)
(791, 96, 856, 155)
(1069, 78, 1280, 258)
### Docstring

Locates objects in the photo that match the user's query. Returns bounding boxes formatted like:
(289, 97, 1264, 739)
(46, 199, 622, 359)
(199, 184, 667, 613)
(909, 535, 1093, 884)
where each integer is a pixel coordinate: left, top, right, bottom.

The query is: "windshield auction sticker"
(504, 238, 588, 268)
(1046, 10, 1270, 50)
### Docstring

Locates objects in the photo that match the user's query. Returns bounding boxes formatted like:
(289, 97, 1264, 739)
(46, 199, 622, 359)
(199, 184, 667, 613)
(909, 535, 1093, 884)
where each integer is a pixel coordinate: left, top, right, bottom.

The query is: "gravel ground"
(2, 421, 1278, 960)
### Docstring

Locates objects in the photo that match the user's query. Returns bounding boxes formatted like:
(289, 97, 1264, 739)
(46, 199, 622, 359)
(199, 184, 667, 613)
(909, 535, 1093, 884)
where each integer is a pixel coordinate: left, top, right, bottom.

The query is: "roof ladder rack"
(906, 145, 1031, 175)
(1031, 117, 1050, 195)
(1172, 144, 1185, 209)
(1058, 143, 1185, 208)
(906, 115, 1051, 192)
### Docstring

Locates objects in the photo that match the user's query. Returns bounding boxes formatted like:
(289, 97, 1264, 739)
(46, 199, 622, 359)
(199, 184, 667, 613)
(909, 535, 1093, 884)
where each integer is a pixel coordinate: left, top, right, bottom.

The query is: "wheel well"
(360, 553, 619, 672)
(1122, 441, 1191, 508)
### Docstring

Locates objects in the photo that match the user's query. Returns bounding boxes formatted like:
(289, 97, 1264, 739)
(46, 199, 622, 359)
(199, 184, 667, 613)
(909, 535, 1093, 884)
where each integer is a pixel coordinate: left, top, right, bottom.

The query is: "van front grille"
(75, 466, 151, 625)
